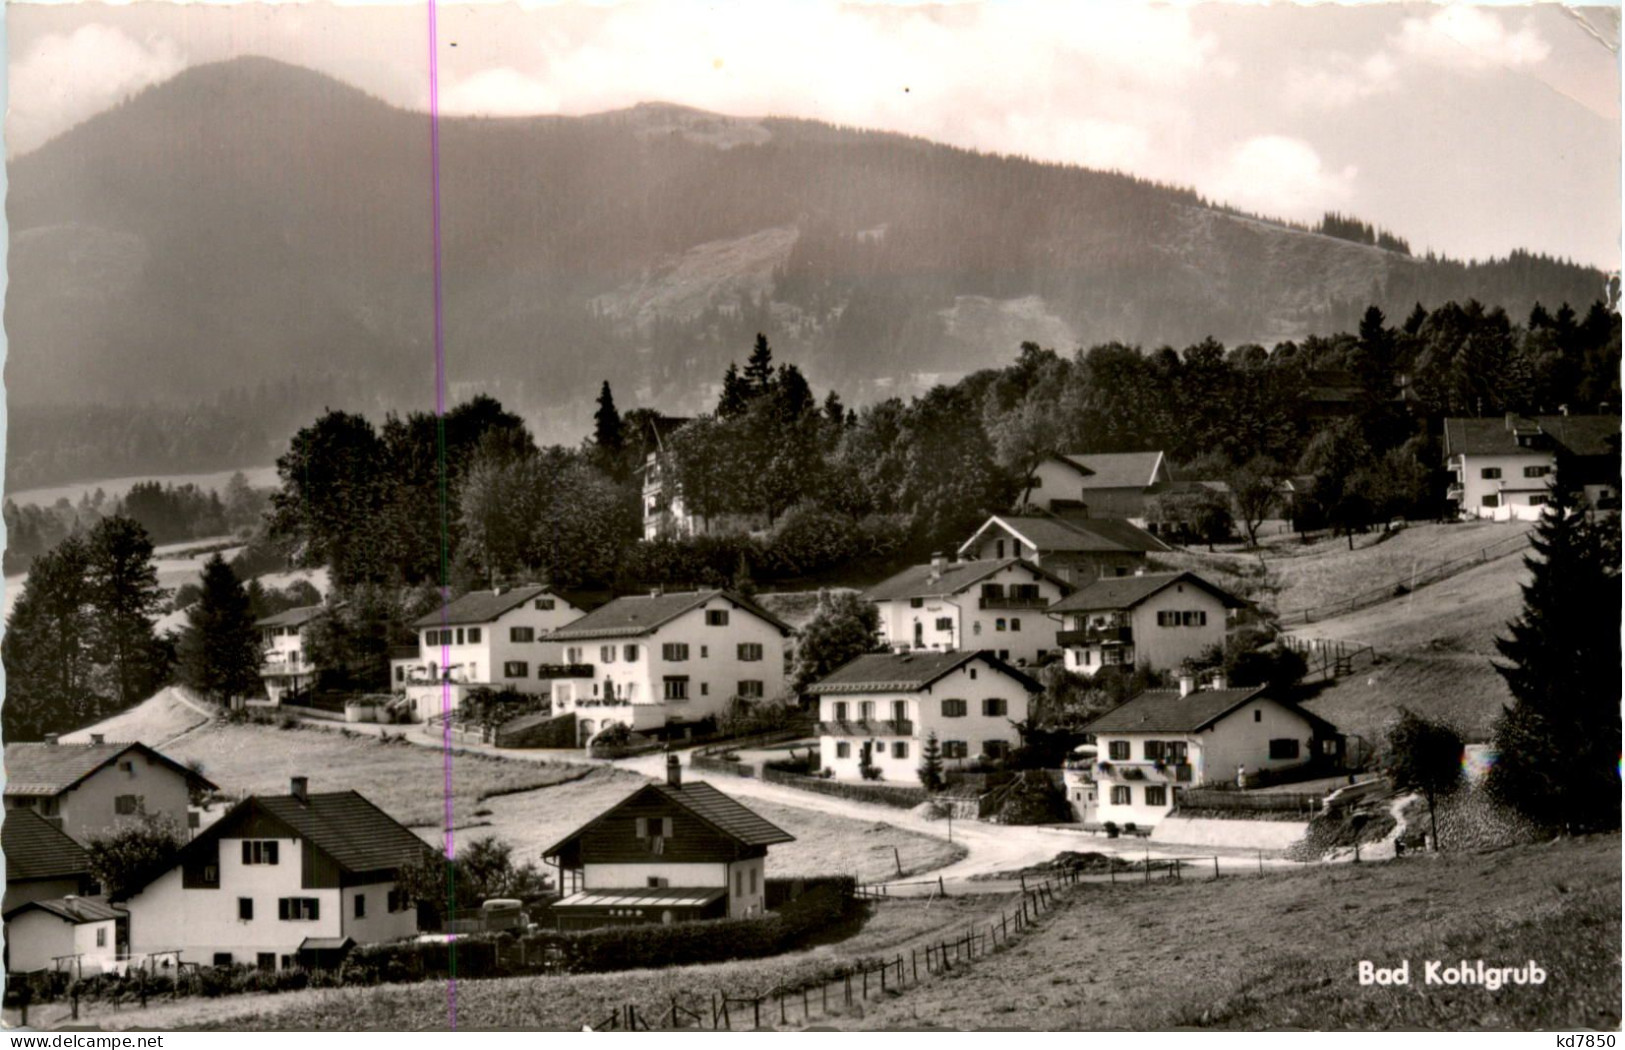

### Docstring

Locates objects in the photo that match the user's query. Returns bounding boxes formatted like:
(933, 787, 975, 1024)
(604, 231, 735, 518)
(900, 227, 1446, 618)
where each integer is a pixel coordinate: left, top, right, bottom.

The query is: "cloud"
(1394, 6, 1551, 70)
(1202, 136, 1356, 221)
(440, 67, 562, 117)
(1286, 51, 1399, 109)
(9, 24, 185, 154)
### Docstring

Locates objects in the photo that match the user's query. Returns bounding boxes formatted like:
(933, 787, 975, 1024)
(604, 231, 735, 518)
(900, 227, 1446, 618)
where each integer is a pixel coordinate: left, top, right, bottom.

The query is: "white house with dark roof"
(806, 651, 1040, 782)
(541, 590, 793, 743)
(1443, 413, 1621, 521)
(122, 777, 435, 972)
(1049, 571, 1244, 677)
(957, 514, 1168, 584)
(3, 740, 215, 846)
(864, 556, 1072, 666)
(256, 605, 325, 704)
(1082, 675, 1343, 828)
(1025, 451, 1171, 522)
(4, 895, 124, 976)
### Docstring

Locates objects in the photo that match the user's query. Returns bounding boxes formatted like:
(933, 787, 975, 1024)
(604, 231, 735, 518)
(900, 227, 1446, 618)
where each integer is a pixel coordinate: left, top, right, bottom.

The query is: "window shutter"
(243, 841, 252, 865)
(635, 817, 648, 838)
(267, 842, 278, 865)
(278, 899, 290, 920)
(309, 899, 319, 920)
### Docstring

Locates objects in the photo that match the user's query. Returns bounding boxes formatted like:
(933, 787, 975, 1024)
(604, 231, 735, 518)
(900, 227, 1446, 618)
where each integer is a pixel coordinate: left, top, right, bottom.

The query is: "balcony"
(978, 596, 1051, 610)
(1095, 760, 1192, 783)
(1057, 625, 1133, 647)
(261, 653, 308, 673)
(535, 663, 595, 679)
(815, 719, 913, 737)
(1446, 483, 1464, 501)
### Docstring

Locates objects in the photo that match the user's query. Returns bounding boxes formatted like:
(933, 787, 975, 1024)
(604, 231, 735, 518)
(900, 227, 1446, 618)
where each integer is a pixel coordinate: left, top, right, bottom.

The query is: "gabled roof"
(1083, 685, 1340, 737)
(1050, 571, 1245, 614)
(255, 605, 325, 629)
(412, 585, 578, 629)
(864, 558, 1071, 603)
(805, 650, 1042, 695)
(959, 515, 1168, 557)
(1442, 415, 1621, 459)
(2, 809, 90, 882)
(543, 779, 795, 861)
(1052, 451, 1167, 490)
(4, 742, 216, 799)
(3, 895, 123, 925)
(545, 590, 790, 641)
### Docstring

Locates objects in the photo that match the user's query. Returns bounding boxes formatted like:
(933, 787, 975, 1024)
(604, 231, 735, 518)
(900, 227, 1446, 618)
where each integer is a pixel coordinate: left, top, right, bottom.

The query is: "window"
(750, 868, 759, 895)
(982, 698, 1008, 717)
(647, 876, 669, 888)
(982, 740, 1009, 759)
(115, 795, 143, 816)
(119, 760, 136, 775)
(354, 894, 366, 919)
(395, 666, 406, 683)
(910, 598, 925, 609)
(1530, 495, 1549, 506)
(1524, 465, 1551, 478)
(1111, 786, 1131, 805)
(1268, 738, 1301, 760)
(1011, 618, 1021, 631)
(996, 539, 1006, 558)
(214, 953, 234, 968)
(636, 817, 673, 842)
(700, 646, 709, 658)
(1481, 467, 1502, 479)
(278, 898, 320, 921)
(734, 870, 744, 897)
(566, 647, 584, 664)
(203, 865, 219, 884)
(1253, 709, 1262, 723)
(257, 953, 275, 972)
(942, 740, 968, 759)
(455, 629, 465, 645)
(892, 700, 908, 722)
(706, 610, 730, 627)
(663, 676, 690, 701)
(737, 680, 764, 699)
(892, 741, 909, 759)
(860, 701, 876, 721)
(425, 629, 440, 647)
(1144, 740, 1165, 761)
(600, 646, 616, 663)
(833, 701, 849, 721)
(510, 627, 536, 643)
(388, 888, 412, 913)
(1108, 741, 1130, 760)
(467, 628, 481, 644)
(238, 898, 254, 921)
(97, 928, 108, 948)
(1481, 494, 1500, 508)
(738, 643, 764, 661)
(242, 841, 280, 866)
(995, 618, 1007, 632)
(535, 598, 556, 611)
(935, 617, 953, 631)
(281, 955, 295, 970)
(624, 645, 639, 661)
(504, 661, 529, 678)
(836, 742, 851, 758)
(662, 643, 690, 661)
(1145, 786, 1167, 807)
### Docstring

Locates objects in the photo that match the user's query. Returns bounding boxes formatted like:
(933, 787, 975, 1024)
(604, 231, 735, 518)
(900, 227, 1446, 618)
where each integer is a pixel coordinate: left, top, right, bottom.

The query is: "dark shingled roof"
(412, 585, 575, 629)
(4, 895, 123, 924)
(806, 650, 1042, 695)
(255, 605, 325, 629)
(1050, 571, 1244, 614)
(251, 792, 437, 876)
(961, 515, 1168, 556)
(2, 809, 90, 882)
(5, 742, 216, 799)
(1082, 686, 1269, 733)
(1443, 415, 1621, 459)
(1055, 451, 1166, 489)
(543, 779, 795, 860)
(863, 558, 1071, 603)
(546, 590, 790, 641)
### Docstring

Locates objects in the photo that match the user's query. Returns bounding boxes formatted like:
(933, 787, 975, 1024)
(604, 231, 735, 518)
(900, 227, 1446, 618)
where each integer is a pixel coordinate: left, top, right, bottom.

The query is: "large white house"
(864, 556, 1072, 667)
(123, 778, 432, 972)
(1082, 675, 1344, 829)
(1049, 571, 1243, 677)
(542, 590, 793, 744)
(806, 651, 1040, 783)
(1443, 413, 1620, 521)
(3, 739, 215, 847)
(257, 605, 324, 704)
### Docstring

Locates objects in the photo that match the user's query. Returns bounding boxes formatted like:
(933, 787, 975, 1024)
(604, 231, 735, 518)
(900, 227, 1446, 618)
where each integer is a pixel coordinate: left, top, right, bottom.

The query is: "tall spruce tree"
(178, 554, 264, 706)
(84, 515, 170, 711)
(743, 334, 776, 396)
(593, 381, 624, 457)
(718, 364, 750, 419)
(2, 535, 97, 740)
(1488, 464, 1622, 831)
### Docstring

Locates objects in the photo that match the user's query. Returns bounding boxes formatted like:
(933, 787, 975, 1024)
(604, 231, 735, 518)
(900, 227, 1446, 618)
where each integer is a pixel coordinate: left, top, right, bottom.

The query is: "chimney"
(931, 551, 945, 571)
(90, 733, 105, 746)
(666, 753, 682, 788)
(290, 776, 309, 802)
(1560, 404, 1571, 417)
(1178, 672, 1195, 698)
(1209, 670, 1228, 691)
(43, 733, 58, 746)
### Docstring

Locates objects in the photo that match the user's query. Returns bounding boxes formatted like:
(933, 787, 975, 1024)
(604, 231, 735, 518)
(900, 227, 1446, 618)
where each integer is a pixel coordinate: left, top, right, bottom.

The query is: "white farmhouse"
(123, 778, 432, 972)
(256, 605, 324, 704)
(542, 590, 793, 744)
(1049, 571, 1243, 677)
(1023, 451, 1172, 522)
(1082, 675, 1344, 829)
(806, 651, 1040, 783)
(3, 896, 123, 977)
(864, 556, 1072, 667)
(1443, 413, 1620, 521)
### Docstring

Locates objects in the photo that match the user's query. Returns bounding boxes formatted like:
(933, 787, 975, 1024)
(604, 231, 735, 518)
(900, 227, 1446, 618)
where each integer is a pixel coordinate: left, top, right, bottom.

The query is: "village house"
(957, 514, 1168, 584)
(865, 556, 1072, 666)
(122, 778, 433, 972)
(806, 651, 1040, 783)
(1082, 673, 1344, 829)
(542, 755, 794, 928)
(2, 808, 96, 913)
(542, 590, 793, 745)
(257, 605, 324, 705)
(3, 738, 215, 846)
(1049, 571, 1244, 677)
(1443, 413, 1620, 521)
(4, 896, 124, 977)
(1022, 451, 1172, 522)
(637, 416, 769, 541)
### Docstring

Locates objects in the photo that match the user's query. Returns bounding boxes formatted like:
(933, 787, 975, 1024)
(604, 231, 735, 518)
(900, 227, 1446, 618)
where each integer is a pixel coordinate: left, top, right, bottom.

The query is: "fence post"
(844, 972, 852, 1006)
(938, 875, 946, 897)
(912, 948, 918, 981)
(1002, 913, 1009, 938)
(1019, 873, 1026, 892)
(863, 966, 869, 999)
(880, 961, 888, 994)
(1258, 850, 1264, 875)
(780, 990, 787, 1025)
(1213, 855, 1220, 879)
(822, 980, 828, 1013)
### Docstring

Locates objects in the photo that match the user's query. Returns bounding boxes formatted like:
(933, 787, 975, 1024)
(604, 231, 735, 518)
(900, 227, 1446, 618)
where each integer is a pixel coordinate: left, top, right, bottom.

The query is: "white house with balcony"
(864, 556, 1072, 667)
(1443, 413, 1620, 521)
(1082, 675, 1344, 830)
(257, 606, 324, 704)
(805, 651, 1040, 783)
(541, 590, 792, 745)
(1049, 571, 1243, 677)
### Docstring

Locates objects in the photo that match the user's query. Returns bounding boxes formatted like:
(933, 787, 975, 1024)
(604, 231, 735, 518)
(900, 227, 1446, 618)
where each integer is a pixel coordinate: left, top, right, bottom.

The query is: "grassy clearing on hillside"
(840, 833, 1620, 1031)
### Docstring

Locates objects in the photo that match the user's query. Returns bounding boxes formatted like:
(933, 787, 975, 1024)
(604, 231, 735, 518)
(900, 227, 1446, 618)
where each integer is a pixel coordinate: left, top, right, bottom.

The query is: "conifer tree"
(918, 731, 945, 792)
(743, 334, 776, 396)
(718, 363, 750, 419)
(85, 515, 170, 710)
(2, 535, 96, 740)
(593, 380, 624, 456)
(178, 554, 264, 706)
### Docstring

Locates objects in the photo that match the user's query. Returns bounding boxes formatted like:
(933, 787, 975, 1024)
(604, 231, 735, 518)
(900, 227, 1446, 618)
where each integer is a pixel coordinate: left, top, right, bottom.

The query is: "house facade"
(543, 756, 794, 928)
(806, 651, 1040, 783)
(1050, 571, 1242, 677)
(1024, 451, 1171, 522)
(404, 585, 587, 691)
(957, 515, 1167, 584)
(123, 779, 431, 971)
(4, 896, 123, 976)
(1444, 413, 1621, 521)
(542, 590, 793, 744)
(637, 416, 769, 541)
(1083, 676, 1343, 828)
(3, 739, 214, 846)
(257, 605, 324, 705)
(865, 557, 1071, 667)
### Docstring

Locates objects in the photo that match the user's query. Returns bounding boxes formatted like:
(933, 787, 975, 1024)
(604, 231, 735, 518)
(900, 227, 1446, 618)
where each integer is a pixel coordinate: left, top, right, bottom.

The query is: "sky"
(6, 1, 1621, 269)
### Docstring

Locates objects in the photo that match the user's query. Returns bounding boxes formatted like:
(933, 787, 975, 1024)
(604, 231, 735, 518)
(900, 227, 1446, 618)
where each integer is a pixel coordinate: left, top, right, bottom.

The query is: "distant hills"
(5, 56, 1608, 487)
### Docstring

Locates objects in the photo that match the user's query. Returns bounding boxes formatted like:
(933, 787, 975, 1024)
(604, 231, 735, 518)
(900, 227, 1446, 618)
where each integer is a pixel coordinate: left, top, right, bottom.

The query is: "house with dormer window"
(864, 556, 1071, 667)
(1049, 571, 1244, 677)
(3, 738, 215, 846)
